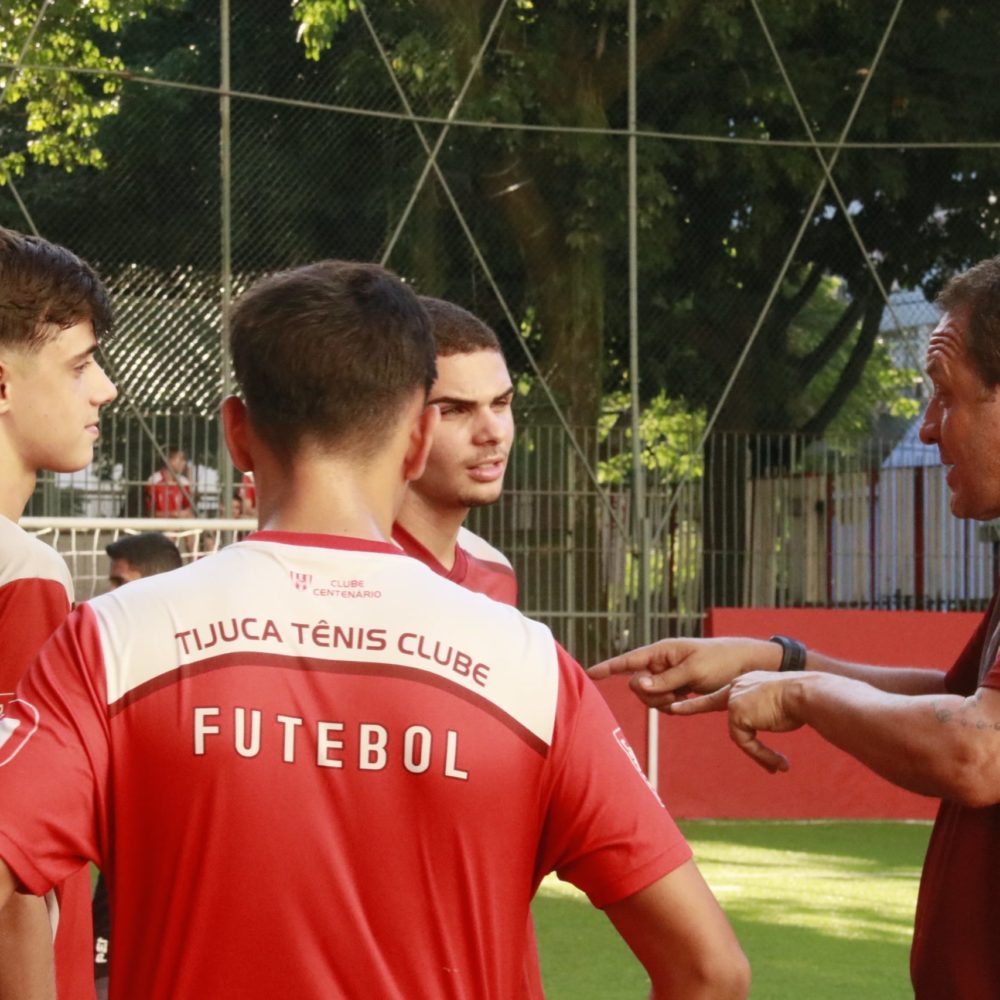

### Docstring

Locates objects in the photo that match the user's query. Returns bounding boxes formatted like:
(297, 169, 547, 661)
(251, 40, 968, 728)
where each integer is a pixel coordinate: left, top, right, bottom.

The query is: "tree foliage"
(0, 0, 185, 181)
(3, 0, 999, 443)
(285, 0, 1000, 437)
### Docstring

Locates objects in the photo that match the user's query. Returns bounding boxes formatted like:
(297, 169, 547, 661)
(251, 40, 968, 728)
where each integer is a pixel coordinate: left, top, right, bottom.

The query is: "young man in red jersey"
(392, 297, 541, 986)
(144, 445, 194, 518)
(393, 296, 517, 605)
(0, 260, 748, 999)
(0, 227, 117, 999)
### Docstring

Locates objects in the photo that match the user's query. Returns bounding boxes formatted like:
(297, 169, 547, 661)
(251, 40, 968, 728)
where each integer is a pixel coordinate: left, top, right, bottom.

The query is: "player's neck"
(251, 455, 399, 543)
(0, 441, 37, 521)
(395, 493, 467, 571)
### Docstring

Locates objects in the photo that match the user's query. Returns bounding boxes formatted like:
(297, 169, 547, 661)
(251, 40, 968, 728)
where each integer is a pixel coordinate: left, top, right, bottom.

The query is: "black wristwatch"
(769, 635, 807, 672)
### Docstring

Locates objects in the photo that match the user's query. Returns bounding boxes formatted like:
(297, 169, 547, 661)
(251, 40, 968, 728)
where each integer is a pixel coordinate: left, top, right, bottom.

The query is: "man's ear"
(403, 403, 439, 483)
(221, 396, 253, 472)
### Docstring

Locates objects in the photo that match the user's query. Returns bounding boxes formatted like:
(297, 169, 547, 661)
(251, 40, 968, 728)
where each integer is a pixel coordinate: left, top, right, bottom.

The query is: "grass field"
(532, 820, 932, 999)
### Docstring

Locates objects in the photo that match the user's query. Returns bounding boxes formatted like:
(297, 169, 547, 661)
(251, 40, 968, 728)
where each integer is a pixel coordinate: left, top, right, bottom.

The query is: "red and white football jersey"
(0, 516, 95, 1000)
(144, 468, 193, 516)
(391, 522, 537, 990)
(0, 532, 688, 999)
(393, 523, 518, 605)
(0, 516, 74, 703)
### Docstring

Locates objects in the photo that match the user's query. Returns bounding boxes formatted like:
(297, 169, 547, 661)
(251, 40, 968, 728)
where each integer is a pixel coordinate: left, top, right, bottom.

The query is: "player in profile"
(105, 532, 183, 589)
(0, 260, 748, 998)
(0, 226, 117, 999)
(393, 296, 517, 605)
(392, 297, 537, 981)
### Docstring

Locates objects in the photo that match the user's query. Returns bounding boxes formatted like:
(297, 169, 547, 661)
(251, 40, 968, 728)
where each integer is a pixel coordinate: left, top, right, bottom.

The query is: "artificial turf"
(531, 819, 932, 999)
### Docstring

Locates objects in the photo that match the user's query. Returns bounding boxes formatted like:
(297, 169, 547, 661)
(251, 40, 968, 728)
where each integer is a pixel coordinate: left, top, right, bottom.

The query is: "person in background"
(238, 470, 256, 517)
(144, 445, 194, 519)
(105, 532, 183, 590)
(0, 226, 117, 999)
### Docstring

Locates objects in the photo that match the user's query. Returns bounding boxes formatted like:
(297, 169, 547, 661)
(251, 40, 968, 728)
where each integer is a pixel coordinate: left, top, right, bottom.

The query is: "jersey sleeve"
(0, 577, 71, 698)
(0, 604, 109, 895)
(536, 644, 691, 909)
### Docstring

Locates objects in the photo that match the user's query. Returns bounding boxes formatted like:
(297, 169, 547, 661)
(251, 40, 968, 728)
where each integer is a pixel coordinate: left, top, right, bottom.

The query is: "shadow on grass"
(533, 886, 915, 1000)
(533, 821, 929, 999)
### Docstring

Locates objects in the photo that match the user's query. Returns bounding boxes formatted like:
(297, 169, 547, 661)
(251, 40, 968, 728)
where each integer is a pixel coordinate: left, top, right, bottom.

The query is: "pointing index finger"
(588, 639, 684, 680)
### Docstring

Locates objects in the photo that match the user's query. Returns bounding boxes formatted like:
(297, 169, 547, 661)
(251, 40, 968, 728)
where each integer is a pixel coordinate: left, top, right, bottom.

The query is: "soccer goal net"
(21, 517, 257, 601)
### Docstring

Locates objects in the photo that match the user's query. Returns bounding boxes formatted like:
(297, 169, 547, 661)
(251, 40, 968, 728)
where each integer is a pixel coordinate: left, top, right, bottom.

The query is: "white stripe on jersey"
(0, 516, 74, 600)
(89, 537, 559, 747)
(457, 527, 512, 570)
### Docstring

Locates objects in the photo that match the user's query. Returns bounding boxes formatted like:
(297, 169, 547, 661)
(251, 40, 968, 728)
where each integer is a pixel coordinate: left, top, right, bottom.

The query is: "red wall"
(595, 608, 981, 819)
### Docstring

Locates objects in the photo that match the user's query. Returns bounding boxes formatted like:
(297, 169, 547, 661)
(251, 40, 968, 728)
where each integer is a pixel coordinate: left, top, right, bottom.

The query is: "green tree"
(0, 0, 185, 182)
(290, 0, 1000, 603)
(6, 0, 999, 614)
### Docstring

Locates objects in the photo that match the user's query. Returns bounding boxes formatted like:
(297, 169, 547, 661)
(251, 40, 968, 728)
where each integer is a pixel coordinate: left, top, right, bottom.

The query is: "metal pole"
(218, 0, 234, 513)
(626, 0, 657, 789)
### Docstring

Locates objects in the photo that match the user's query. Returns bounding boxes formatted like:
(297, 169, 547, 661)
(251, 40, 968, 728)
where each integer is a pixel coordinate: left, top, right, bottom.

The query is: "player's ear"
(403, 402, 439, 483)
(0, 355, 13, 414)
(221, 395, 253, 471)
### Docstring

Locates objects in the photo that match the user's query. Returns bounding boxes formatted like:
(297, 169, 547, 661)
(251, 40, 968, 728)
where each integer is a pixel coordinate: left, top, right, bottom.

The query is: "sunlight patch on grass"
(690, 838, 921, 944)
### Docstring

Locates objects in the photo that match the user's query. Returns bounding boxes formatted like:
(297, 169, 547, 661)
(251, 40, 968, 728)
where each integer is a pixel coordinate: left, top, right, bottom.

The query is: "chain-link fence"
(25, 421, 997, 665)
(4, 1, 999, 657)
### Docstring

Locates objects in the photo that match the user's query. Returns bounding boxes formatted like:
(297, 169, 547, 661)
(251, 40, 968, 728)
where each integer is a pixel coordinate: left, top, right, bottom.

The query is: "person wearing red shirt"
(393, 296, 517, 606)
(592, 254, 1000, 999)
(238, 470, 257, 515)
(0, 226, 117, 999)
(145, 445, 194, 518)
(392, 297, 540, 989)
(0, 260, 748, 999)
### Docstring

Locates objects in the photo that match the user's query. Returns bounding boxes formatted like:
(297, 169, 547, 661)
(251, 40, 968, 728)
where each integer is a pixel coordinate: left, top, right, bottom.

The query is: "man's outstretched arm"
(588, 636, 946, 710)
(0, 862, 56, 1000)
(604, 860, 750, 1000)
(673, 670, 1000, 805)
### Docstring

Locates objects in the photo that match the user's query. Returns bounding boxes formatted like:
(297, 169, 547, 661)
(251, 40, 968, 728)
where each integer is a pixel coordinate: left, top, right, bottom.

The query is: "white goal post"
(21, 517, 258, 601)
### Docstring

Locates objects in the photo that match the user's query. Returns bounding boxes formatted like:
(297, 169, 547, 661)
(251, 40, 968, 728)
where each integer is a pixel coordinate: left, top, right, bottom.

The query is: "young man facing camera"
(393, 296, 517, 605)
(0, 260, 747, 998)
(0, 227, 117, 999)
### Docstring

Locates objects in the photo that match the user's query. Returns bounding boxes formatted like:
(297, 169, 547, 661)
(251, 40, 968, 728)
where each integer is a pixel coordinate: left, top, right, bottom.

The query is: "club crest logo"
(0, 699, 39, 767)
(290, 571, 313, 592)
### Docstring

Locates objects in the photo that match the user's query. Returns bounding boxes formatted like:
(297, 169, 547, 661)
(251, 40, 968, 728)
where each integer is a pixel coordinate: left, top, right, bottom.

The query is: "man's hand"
(672, 670, 813, 774)
(588, 637, 781, 710)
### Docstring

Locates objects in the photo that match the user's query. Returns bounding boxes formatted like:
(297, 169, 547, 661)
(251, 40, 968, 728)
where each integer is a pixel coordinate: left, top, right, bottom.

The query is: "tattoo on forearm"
(932, 694, 1000, 731)
(933, 702, 952, 723)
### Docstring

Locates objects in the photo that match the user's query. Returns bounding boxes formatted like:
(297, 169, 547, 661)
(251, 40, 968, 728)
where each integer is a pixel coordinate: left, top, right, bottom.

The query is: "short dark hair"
(936, 256, 1000, 388)
(230, 260, 436, 455)
(0, 227, 113, 352)
(418, 296, 501, 357)
(106, 532, 183, 577)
